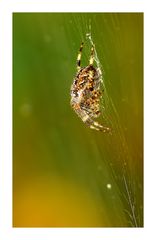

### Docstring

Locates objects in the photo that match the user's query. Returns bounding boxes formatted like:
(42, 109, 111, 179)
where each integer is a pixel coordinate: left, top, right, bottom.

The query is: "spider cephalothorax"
(70, 42, 110, 132)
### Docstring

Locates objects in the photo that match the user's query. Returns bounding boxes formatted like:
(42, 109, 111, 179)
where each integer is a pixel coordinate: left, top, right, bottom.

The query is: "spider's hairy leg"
(89, 45, 95, 66)
(77, 42, 84, 71)
(71, 103, 110, 133)
(89, 69, 94, 79)
(81, 112, 110, 133)
(89, 120, 111, 133)
(96, 67, 103, 83)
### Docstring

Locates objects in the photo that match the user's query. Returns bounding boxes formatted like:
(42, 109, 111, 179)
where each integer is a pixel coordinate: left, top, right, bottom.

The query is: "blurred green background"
(13, 13, 143, 227)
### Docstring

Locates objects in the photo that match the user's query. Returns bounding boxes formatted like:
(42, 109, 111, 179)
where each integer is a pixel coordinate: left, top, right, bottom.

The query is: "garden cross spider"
(70, 42, 110, 132)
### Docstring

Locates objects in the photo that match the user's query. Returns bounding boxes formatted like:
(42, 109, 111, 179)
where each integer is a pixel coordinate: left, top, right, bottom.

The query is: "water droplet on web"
(106, 183, 112, 189)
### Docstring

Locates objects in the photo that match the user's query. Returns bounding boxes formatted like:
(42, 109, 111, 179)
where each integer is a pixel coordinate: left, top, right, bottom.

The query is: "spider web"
(70, 14, 142, 227)
(86, 30, 139, 227)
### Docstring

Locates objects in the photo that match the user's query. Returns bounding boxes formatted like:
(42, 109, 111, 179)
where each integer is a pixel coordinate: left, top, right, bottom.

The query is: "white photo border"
(0, 0, 155, 240)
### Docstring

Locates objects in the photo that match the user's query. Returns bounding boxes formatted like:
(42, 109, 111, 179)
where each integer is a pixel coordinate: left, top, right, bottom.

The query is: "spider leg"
(80, 109, 110, 133)
(80, 105, 100, 119)
(80, 105, 95, 116)
(89, 45, 95, 66)
(77, 42, 84, 71)
(85, 116, 110, 132)
(89, 120, 110, 133)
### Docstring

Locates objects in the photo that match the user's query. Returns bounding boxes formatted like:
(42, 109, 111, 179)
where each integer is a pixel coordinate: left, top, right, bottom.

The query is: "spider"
(70, 42, 110, 132)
